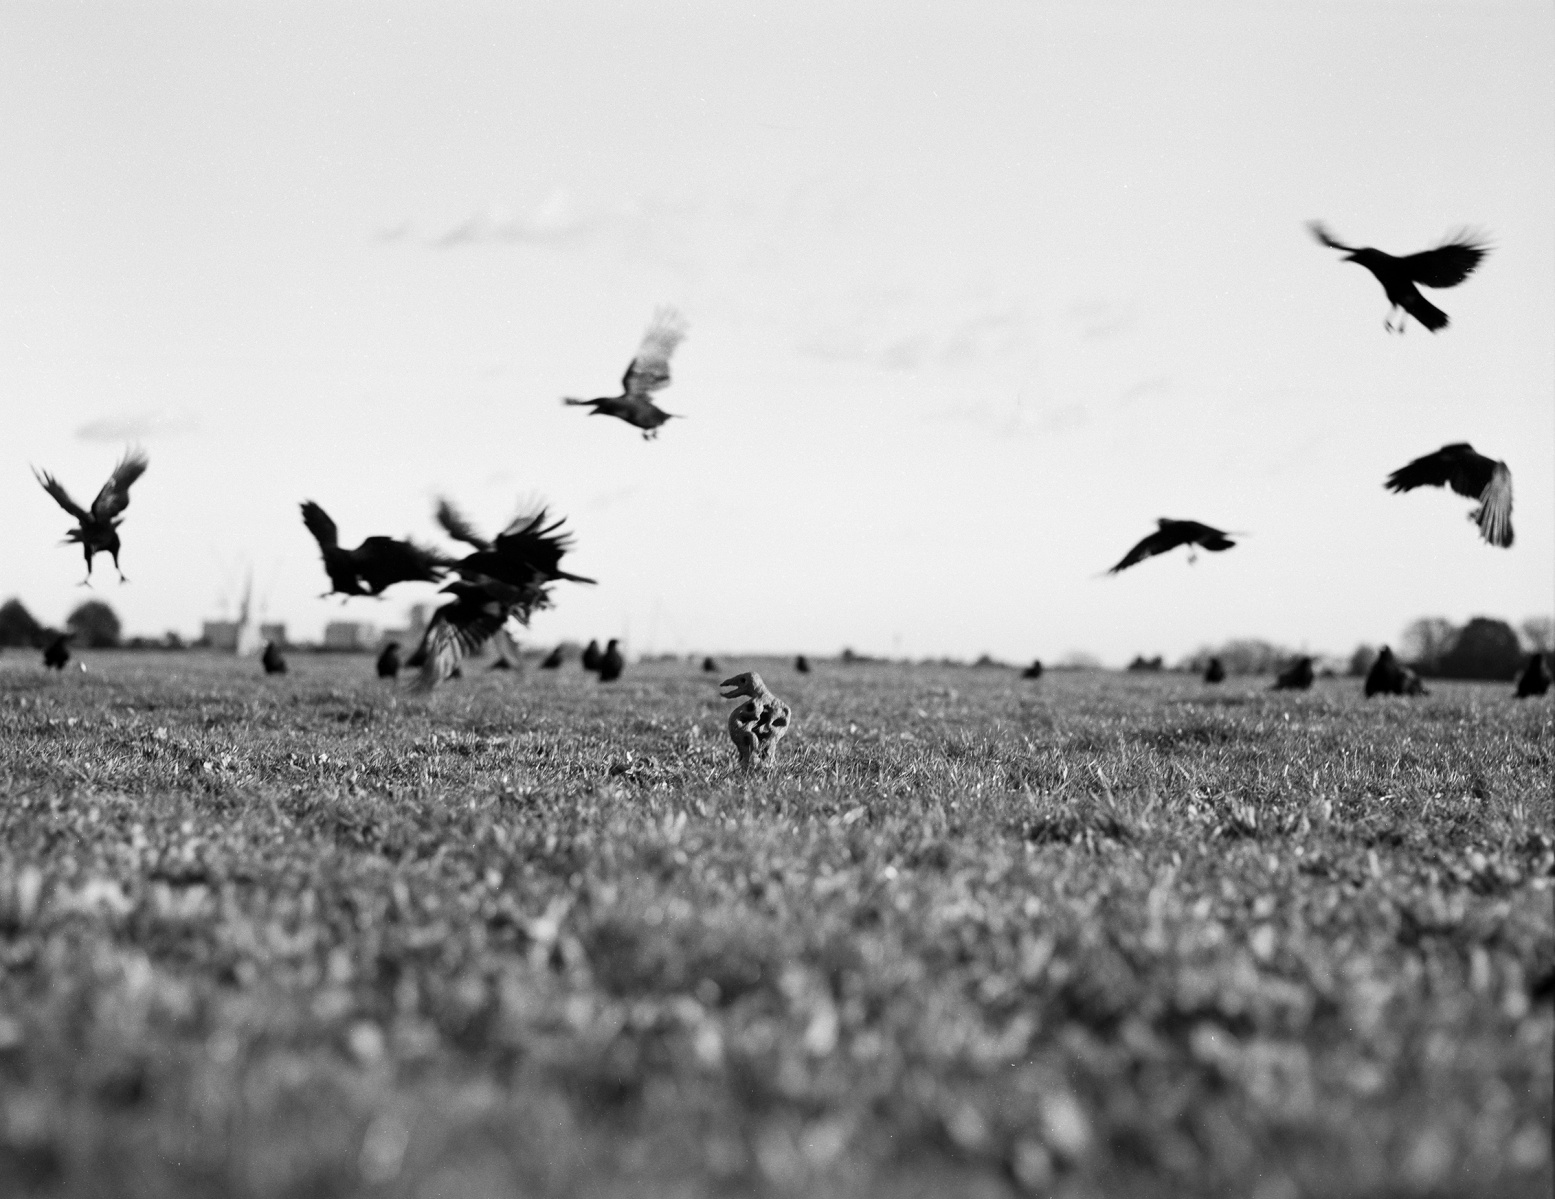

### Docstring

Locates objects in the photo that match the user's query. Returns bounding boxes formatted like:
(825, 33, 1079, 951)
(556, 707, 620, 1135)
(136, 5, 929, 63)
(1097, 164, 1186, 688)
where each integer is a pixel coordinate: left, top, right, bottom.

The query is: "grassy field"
(0, 650, 1549, 1198)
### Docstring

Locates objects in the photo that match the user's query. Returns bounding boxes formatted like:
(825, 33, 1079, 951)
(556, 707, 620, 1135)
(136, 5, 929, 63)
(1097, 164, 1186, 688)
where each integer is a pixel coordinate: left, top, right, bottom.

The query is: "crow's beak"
(719, 676, 748, 699)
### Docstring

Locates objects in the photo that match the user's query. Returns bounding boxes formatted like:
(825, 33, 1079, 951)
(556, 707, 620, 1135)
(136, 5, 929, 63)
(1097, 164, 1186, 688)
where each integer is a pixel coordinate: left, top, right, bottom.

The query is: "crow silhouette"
(795, 655, 811, 674)
(1385, 443, 1512, 548)
(563, 307, 688, 438)
(34, 449, 149, 583)
(300, 502, 451, 597)
(1203, 657, 1226, 684)
(376, 642, 401, 679)
(1273, 657, 1314, 691)
(1107, 519, 1237, 574)
(43, 633, 71, 671)
(582, 640, 603, 672)
(702, 656, 720, 673)
(1515, 653, 1551, 699)
(597, 639, 625, 682)
(411, 501, 593, 691)
(1308, 222, 1489, 333)
(1364, 646, 1425, 697)
(1022, 659, 1044, 680)
(539, 645, 565, 669)
(262, 641, 288, 675)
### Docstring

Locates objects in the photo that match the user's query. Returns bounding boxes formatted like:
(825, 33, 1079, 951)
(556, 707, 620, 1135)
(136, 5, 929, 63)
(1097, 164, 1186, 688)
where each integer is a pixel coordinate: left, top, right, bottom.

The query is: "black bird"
(1204, 657, 1226, 684)
(301, 502, 451, 598)
(563, 307, 688, 439)
(1273, 657, 1314, 691)
(34, 449, 149, 583)
(795, 655, 811, 674)
(597, 639, 625, 682)
(377, 642, 401, 679)
(1022, 659, 1044, 680)
(1515, 653, 1552, 699)
(1384, 443, 1513, 548)
(1365, 646, 1426, 697)
(582, 640, 603, 672)
(411, 501, 593, 691)
(43, 633, 71, 671)
(702, 656, 720, 673)
(262, 641, 287, 675)
(539, 645, 565, 669)
(1108, 519, 1237, 574)
(1308, 222, 1489, 334)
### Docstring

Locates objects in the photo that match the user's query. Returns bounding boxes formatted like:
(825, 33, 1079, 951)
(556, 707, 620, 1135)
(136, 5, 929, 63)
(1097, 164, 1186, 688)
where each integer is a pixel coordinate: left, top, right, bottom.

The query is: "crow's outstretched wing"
(1402, 233, 1489, 289)
(434, 498, 490, 551)
(1307, 221, 1356, 253)
(354, 537, 453, 592)
(34, 469, 91, 523)
(1108, 527, 1180, 573)
(489, 510, 596, 585)
(411, 586, 511, 692)
(1471, 461, 1513, 548)
(621, 306, 687, 397)
(90, 450, 148, 522)
(300, 501, 341, 551)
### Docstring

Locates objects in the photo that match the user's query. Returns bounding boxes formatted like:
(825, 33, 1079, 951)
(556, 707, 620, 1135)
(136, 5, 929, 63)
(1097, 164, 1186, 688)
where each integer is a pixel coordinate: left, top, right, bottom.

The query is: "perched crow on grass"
(539, 645, 565, 669)
(1204, 657, 1226, 684)
(1384, 443, 1513, 548)
(411, 501, 593, 692)
(301, 502, 450, 597)
(1273, 657, 1314, 691)
(582, 640, 603, 672)
(376, 642, 401, 679)
(563, 307, 688, 439)
(795, 655, 811, 674)
(1365, 646, 1426, 697)
(1515, 653, 1552, 699)
(43, 634, 71, 671)
(34, 449, 149, 583)
(597, 639, 624, 682)
(262, 641, 287, 675)
(702, 657, 720, 673)
(1107, 520, 1237, 574)
(1022, 659, 1044, 680)
(1308, 222, 1489, 333)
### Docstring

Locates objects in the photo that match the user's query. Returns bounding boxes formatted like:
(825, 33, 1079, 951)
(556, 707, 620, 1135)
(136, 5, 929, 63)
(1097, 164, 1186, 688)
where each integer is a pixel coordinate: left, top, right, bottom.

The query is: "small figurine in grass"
(720, 672, 791, 770)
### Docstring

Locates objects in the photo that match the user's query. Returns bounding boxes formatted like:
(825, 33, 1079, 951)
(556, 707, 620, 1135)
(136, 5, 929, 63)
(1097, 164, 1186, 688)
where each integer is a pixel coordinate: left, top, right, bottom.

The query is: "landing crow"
(34, 449, 149, 583)
(1309, 222, 1488, 333)
(1385, 443, 1512, 548)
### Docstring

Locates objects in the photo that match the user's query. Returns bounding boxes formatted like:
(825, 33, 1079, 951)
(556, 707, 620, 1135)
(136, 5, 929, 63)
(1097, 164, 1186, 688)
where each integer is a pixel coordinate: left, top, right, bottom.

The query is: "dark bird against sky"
(1107, 519, 1237, 574)
(34, 449, 148, 583)
(300, 501, 451, 597)
(1384, 443, 1513, 548)
(563, 307, 688, 439)
(1308, 222, 1489, 334)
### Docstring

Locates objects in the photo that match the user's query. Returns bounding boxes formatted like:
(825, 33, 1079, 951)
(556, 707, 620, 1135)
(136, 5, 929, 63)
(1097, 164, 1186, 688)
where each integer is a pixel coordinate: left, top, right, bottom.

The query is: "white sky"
(2, 1, 1551, 665)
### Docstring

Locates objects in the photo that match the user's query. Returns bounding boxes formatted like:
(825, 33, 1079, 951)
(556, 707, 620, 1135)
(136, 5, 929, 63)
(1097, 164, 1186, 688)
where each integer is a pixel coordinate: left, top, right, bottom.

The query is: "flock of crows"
(26, 224, 1552, 721)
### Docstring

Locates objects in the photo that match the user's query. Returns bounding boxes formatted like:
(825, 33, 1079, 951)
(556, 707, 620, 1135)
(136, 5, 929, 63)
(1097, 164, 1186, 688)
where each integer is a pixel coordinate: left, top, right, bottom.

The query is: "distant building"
(201, 621, 240, 651)
(324, 621, 378, 652)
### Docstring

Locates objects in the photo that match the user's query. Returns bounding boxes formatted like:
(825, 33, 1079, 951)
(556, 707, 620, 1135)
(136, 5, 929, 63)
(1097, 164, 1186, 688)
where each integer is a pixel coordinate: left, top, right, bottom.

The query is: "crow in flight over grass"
(300, 501, 451, 598)
(1384, 443, 1512, 548)
(411, 500, 594, 691)
(1308, 222, 1489, 333)
(34, 449, 149, 583)
(1107, 519, 1237, 574)
(563, 307, 688, 439)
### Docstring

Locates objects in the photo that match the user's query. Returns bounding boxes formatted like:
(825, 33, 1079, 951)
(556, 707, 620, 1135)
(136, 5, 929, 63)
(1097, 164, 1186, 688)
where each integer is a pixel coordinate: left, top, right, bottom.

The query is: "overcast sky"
(3, 0, 1551, 665)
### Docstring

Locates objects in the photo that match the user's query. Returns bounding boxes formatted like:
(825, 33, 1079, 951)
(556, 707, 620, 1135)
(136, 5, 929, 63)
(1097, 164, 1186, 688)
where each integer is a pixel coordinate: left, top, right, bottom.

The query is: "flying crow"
(1515, 653, 1551, 699)
(1308, 222, 1489, 333)
(1384, 443, 1512, 548)
(1108, 520, 1237, 574)
(34, 449, 149, 583)
(377, 642, 401, 679)
(301, 502, 450, 597)
(563, 307, 688, 438)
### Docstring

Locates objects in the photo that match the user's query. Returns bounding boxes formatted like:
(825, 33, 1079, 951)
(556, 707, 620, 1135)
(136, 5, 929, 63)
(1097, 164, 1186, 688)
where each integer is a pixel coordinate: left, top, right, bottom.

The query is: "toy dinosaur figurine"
(720, 672, 791, 770)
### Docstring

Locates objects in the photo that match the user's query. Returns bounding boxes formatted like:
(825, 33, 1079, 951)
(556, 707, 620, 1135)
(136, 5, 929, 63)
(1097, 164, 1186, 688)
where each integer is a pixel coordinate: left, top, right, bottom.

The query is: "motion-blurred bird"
(43, 633, 71, 671)
(1203, 657, 1226, 684)
(1107, 520, 1237, 574)
(261, 641, 287, 676)
(1273, 657, 1314, 691)
(1384, 443, 1513, 548)
(539, 645, 565, 669)
(795, 655, 811, 674)
(377, 642, 401, 679)
(1308, 222, 1489, 333)
(582, 640, 603, 672)
(1022, 659, 1044, 680)
(1515, 653, 1551, 699)
(300, 502, 451, 598)
(411, 501, 593, 691)
(1364, 646, 1425, 697)
(33, 449, 149, 583)
(563, 307, 688, 439)
(597, 639, 624, 682)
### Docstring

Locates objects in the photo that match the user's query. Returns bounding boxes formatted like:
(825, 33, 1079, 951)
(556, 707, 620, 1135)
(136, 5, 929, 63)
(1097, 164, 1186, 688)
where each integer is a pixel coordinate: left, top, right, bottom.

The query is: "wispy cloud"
(797, 299, 1033, 372)
(1115, 375, 1172, 407)
(1069, 299, 1136, 341)
(76, 412, 197, 443)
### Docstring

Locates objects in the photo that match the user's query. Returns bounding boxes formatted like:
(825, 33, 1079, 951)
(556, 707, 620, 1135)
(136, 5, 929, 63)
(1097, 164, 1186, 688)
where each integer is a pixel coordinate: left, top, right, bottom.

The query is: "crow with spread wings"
(34, 449, 149, 583)
(300, 501, 452, 598)
(1308, 222, 1489, 333)
(563, 307, 688, 438)
(1384, 443, 1512, 548)
(409, 499, 595, 691)
(1106, 519, 1238, 574)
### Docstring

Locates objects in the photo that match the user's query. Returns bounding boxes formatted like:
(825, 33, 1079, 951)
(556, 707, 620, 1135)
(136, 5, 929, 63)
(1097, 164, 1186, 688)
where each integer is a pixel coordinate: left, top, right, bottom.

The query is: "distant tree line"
(0, 597, 123, 649)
